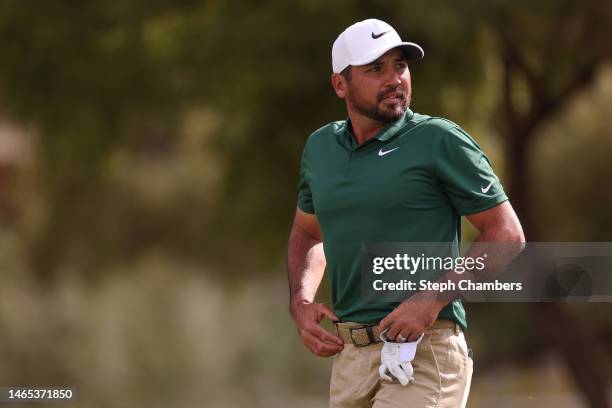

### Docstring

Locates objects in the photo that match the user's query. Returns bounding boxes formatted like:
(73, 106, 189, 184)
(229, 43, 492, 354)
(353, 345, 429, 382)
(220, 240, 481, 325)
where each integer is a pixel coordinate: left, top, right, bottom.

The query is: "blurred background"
(0, 0, 611, 407)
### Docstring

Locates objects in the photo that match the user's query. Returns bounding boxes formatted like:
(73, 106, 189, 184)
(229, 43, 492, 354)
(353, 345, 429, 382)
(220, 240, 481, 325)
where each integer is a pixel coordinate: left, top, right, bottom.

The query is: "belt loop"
(365, 326, 376, 344)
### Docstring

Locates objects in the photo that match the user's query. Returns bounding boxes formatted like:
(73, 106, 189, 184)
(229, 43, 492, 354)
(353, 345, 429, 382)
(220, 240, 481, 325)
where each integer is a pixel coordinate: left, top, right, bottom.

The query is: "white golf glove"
(379, 332, 424, 386)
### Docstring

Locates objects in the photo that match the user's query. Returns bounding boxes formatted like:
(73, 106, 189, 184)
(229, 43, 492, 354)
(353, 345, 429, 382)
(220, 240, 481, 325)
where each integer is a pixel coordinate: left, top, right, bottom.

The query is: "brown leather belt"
(335, 319, 460, 347)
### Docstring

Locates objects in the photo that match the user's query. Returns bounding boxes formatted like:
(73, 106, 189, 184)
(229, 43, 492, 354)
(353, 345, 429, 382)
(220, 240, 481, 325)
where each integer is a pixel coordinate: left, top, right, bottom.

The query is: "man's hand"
(379, 298, 444, 342)
(291, 299, 344, 357)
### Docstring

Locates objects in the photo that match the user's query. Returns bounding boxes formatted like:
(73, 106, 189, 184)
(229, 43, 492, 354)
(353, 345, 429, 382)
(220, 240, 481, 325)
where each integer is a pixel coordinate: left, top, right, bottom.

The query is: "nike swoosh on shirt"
(378, 147, 400, 156)
(481, 180, 495, 193)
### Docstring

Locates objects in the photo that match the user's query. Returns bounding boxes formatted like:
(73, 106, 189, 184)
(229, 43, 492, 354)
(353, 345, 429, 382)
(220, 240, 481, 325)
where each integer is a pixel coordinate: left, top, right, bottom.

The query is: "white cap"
(332, 19, 424, 74)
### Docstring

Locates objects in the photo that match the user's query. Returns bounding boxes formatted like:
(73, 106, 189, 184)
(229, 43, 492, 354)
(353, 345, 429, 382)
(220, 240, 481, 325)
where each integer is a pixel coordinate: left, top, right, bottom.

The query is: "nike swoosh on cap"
(371, 31, 390, 39)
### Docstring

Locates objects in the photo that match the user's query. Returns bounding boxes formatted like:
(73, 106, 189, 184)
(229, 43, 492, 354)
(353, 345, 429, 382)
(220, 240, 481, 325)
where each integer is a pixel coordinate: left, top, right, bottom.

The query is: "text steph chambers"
(372, 279, 523, 292)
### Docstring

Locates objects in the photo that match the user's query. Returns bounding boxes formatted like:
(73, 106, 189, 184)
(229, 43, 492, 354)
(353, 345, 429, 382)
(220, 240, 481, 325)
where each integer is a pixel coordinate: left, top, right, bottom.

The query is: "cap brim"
(397, 42, 424, 60)
(351, 42, 424, 67)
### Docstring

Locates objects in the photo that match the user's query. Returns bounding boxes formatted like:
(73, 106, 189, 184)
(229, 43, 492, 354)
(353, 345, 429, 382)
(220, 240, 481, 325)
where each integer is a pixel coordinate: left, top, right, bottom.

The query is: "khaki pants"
(330, 321, 473, 408)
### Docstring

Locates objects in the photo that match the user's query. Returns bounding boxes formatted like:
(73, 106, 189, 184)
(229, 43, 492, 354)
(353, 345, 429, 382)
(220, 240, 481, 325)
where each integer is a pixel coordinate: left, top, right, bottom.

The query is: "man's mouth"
(379, 92, 405, 104)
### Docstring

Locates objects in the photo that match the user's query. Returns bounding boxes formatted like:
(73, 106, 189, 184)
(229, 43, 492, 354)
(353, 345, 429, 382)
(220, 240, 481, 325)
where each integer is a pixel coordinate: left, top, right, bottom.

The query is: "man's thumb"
(319, 304, 339, 322)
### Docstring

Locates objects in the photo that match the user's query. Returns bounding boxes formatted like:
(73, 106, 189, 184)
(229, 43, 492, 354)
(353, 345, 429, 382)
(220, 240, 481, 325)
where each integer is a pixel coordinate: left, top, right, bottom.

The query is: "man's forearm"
(416, 222, 525, 307)
(286, 223, 343, 356)
(287, 227, 326, 317)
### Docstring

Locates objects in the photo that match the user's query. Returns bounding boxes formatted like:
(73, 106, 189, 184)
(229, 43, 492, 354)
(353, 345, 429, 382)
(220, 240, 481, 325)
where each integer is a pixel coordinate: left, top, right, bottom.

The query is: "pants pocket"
(430, 330, 469, 377)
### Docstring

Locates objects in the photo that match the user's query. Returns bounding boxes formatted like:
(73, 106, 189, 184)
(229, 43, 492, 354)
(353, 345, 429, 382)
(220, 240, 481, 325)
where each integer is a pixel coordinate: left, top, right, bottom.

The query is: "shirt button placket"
(345, 150, 353, 176)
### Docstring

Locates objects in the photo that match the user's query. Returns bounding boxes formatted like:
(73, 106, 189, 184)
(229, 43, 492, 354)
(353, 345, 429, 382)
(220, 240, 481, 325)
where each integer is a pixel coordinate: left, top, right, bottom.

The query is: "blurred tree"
(476, 1, 612, 406)
(0, 0, 217, 276)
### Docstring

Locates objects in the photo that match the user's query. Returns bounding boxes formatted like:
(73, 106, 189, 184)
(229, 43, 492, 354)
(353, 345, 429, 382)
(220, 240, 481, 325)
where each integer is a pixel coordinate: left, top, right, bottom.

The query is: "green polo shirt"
(297, 109, 508, 330)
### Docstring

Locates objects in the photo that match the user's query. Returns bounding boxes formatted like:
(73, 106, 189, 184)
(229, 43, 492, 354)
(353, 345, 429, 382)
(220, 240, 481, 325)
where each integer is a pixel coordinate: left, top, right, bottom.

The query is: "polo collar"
(376, 109, 414, 141)
(343, 109, 414, 147)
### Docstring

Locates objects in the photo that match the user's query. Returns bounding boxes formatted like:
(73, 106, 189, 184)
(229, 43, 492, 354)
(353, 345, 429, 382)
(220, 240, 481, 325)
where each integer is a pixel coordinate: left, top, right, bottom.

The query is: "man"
(287, 18, 524, 407)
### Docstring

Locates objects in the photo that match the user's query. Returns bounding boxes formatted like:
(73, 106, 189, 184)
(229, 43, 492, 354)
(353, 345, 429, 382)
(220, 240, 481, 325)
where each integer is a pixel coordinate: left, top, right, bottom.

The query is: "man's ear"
(331, 73, 347, 99)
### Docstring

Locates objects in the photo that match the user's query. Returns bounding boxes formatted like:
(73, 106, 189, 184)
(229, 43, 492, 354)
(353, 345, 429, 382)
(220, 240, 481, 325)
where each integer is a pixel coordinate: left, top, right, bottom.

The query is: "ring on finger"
(396, 334, 407, 343)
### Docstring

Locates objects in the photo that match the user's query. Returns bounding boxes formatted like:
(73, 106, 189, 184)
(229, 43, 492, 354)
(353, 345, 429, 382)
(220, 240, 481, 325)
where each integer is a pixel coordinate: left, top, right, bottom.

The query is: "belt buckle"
(349, 324, 375, 347)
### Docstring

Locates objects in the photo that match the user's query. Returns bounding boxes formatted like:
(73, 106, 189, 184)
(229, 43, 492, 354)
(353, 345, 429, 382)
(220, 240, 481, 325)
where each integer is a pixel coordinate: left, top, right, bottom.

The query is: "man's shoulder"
(311, 120, 346, 138)
(410, 112, 461, 133)
(410, 113, 477, 145)
(304, 120, 346, 147)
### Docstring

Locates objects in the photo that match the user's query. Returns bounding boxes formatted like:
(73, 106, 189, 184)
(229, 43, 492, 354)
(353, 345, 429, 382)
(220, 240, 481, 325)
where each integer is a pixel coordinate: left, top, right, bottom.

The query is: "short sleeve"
(436, 126, 508, 215)
(297, 145, 315, 214)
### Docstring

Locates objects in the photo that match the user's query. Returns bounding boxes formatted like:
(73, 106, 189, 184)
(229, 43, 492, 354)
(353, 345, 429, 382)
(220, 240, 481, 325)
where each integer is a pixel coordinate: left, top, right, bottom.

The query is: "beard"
(347, 85, 411, 123)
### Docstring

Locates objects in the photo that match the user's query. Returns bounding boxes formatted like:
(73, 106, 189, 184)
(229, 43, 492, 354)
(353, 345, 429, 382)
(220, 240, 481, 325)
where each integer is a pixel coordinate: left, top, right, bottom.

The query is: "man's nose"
(383, 68, 402, 87)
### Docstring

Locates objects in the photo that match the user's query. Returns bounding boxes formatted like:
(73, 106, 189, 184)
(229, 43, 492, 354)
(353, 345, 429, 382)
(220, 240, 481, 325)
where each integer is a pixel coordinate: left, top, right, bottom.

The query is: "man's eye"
(396, 63, 407, 70)
(369, 65, 382, 72)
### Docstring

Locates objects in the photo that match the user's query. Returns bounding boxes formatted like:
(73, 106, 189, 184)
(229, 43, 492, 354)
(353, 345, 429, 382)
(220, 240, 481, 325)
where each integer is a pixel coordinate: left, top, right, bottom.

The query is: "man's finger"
(303, 332, 343, 355)
(318, 303, 339, 322)
(306, 341, 337, 357)
(385, 324, 402, 341)
(308, 323, 344, 346)
(379, 315, 396, 333)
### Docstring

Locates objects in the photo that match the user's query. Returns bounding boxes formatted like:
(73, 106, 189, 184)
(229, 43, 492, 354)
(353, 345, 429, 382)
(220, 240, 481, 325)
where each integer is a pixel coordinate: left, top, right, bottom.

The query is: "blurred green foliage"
(2, 0, 610, 275)
(0, 0, 493, 277)
(0, 0, 612, 406)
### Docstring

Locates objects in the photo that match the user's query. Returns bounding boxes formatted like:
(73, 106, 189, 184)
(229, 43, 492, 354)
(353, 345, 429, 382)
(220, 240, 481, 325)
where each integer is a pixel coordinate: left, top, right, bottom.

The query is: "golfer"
(287, 19, 524, 407)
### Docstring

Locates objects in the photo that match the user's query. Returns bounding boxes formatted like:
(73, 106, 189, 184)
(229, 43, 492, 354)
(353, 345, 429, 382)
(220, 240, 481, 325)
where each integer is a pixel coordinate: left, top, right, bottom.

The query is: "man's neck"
(348, 113, 386, 145)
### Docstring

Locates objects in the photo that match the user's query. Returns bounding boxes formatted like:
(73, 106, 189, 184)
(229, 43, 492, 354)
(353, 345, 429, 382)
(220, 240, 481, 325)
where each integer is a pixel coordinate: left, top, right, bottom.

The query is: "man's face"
(343, 48, 412, 123)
